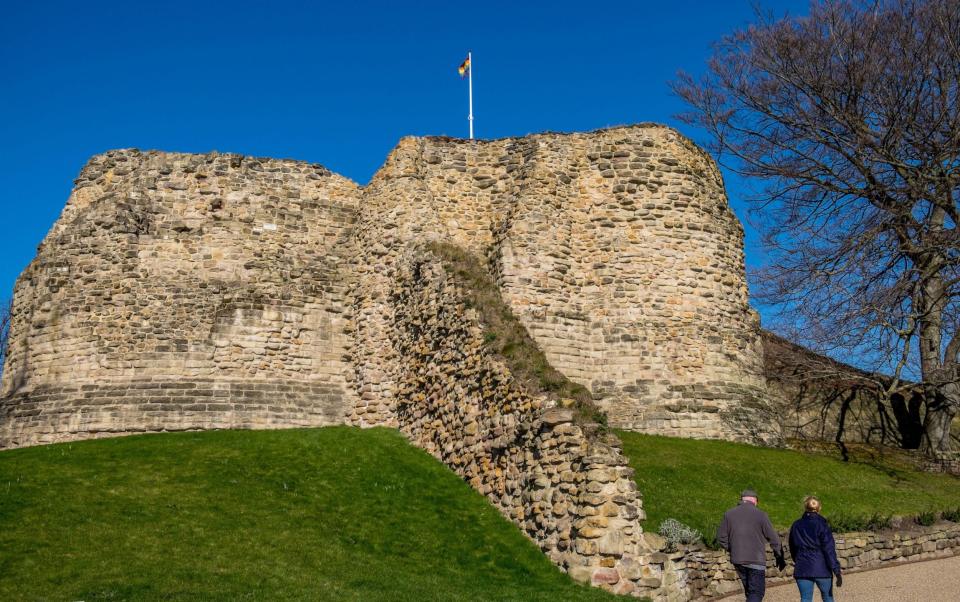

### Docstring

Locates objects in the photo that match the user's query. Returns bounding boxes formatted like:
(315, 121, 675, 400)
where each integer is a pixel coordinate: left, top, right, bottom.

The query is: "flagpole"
(468, 51, 474, 140)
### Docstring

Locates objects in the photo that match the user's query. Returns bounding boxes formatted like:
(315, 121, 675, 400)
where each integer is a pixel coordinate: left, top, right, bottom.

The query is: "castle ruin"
(0, 124, 781, 599)
(1, 124, 773, 447)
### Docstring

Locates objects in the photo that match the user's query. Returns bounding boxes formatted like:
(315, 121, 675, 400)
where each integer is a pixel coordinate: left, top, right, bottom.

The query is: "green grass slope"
(0, 427, 618, 602)
(618, 431, 960, 541)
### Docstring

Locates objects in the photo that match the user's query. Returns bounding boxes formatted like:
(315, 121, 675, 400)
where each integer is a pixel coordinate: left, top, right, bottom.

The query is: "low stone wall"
(921, 454, 960, 476)
(679, 523, 960, 599)
(385, 247, 690, 600)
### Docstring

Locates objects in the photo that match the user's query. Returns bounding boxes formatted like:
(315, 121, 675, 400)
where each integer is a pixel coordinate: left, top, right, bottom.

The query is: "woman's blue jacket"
(788, 512, 841, 579)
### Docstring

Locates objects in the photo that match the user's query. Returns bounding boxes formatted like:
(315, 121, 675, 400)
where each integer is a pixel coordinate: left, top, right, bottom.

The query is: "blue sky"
(0, 0, 809, 303)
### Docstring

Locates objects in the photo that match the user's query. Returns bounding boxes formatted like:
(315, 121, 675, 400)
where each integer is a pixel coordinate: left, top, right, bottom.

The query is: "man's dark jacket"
(789, 512, 841, 579)
(716, 501, 783, 566)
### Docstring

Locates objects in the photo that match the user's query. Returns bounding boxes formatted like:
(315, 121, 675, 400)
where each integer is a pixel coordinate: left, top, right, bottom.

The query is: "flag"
(458, 56, 471, 78)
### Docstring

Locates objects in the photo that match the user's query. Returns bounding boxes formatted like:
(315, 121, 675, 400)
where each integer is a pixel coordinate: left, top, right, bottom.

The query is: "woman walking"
(788, 496, 843, 602)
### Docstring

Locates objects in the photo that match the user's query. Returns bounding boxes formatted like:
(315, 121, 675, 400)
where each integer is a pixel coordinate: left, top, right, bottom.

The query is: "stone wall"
(921, 454, 960, 476)
(4, 127, 948, 601)
(0, 149, 360, 448)
(350, 125, 777, 444)
(763, 331, 929, 449)
(678, 523, 960, 599)
(385, 246, 690, 600)
(2, 126, 778, 447)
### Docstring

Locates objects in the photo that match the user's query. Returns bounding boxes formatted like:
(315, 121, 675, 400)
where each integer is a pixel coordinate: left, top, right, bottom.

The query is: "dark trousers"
(734, 564, 766, 602)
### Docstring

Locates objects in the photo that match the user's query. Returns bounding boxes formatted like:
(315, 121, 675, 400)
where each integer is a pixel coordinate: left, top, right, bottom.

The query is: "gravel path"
(725, 555, 960, 602)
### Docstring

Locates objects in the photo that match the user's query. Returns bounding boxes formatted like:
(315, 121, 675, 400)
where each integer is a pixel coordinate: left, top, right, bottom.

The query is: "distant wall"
(762, 331, 930, 449)
(0, 150, 359, 448)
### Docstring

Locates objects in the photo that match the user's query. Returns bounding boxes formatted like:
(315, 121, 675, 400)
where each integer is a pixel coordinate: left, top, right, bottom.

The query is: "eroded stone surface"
(1, 150, 359, 447)
(349, 125, 778, 443)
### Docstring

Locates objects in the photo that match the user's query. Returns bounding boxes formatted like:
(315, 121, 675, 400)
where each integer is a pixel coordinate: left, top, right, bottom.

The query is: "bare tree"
(673, 0, 960, 456)
(0, 299, 10, 381)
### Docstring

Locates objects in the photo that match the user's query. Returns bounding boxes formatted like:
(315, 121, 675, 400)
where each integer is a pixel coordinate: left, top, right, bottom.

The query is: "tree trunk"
(922, 389, 958, 455)
(915, 254, 955, 456)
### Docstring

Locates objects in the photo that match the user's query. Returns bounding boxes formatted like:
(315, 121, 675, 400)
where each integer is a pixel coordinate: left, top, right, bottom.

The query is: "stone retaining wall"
(921, 455, 960, 476)
(679, 523, 960, 599)
(386, 247, 690, 600)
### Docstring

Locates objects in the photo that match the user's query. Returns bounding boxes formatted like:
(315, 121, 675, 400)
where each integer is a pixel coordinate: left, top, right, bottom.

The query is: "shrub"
(659, 518, 703, 549)
(826, 512, 891, 533)
(867, 512, 893, 530)
(700, 526, 722, 550)
(915, 511, 938, 526)
(941, 508, 960, 523)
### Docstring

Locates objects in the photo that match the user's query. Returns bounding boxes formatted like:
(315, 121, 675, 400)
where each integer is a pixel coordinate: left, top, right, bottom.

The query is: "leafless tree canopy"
(673, 0, 960, 455)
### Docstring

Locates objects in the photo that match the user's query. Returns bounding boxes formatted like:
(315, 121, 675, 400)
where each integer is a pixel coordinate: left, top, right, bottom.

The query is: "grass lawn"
(618, 431, 960, 542)
(0, 427, 619, 602)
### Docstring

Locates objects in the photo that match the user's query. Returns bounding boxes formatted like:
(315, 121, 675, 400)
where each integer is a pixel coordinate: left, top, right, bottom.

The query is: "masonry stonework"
(1, 150, 359, 447)
(384, 247, 690, 599)
(2, 125, 783, 600)
(349, 125, 777, 443)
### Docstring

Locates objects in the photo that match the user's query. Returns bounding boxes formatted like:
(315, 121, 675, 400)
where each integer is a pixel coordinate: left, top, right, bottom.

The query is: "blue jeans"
(796, 577, 834, 602)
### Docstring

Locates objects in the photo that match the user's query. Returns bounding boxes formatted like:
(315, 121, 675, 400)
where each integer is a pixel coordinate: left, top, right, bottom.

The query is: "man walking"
(717, 489, 786, 601)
